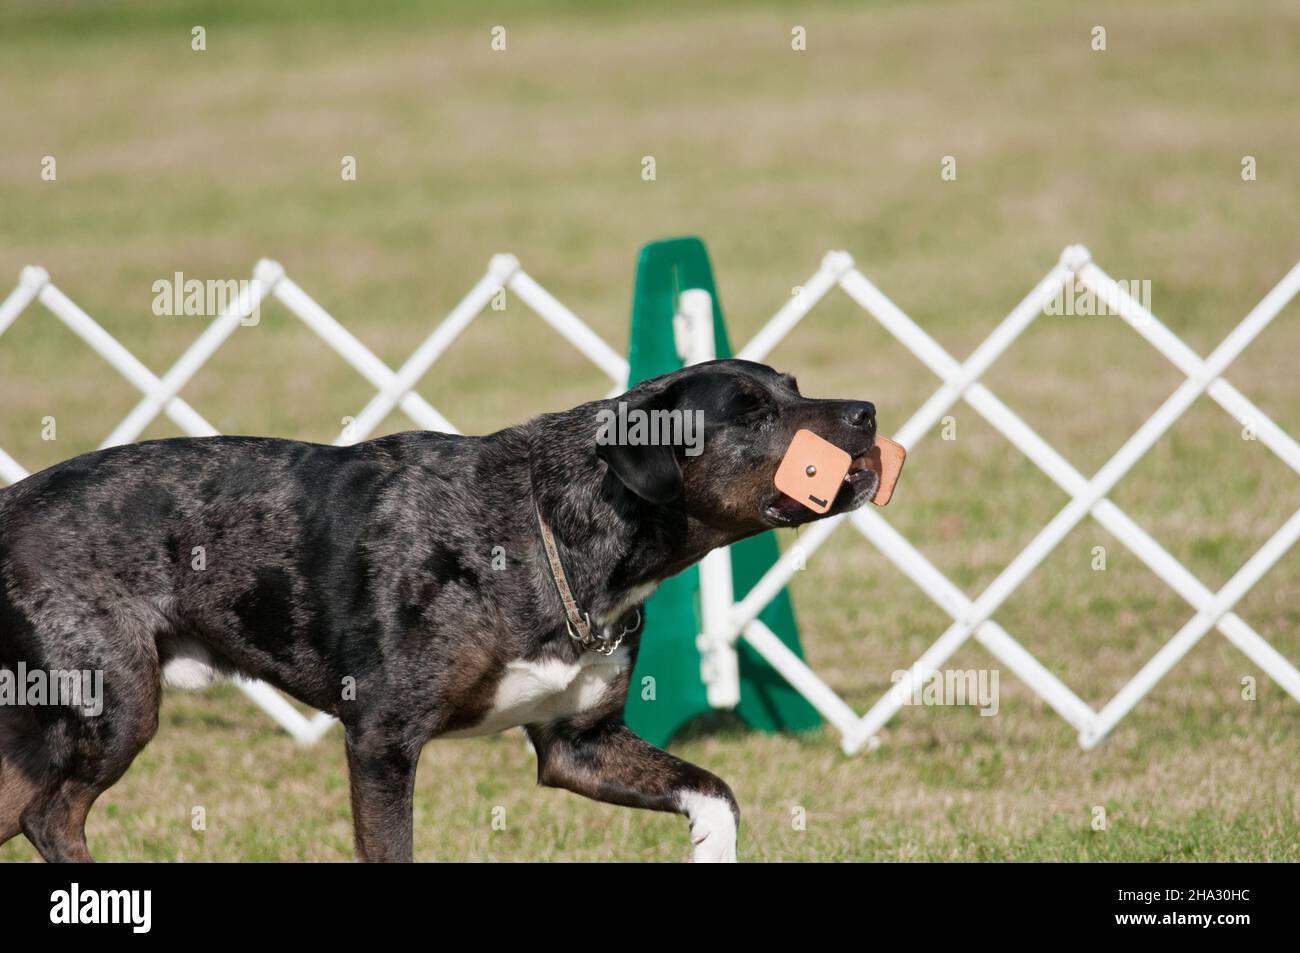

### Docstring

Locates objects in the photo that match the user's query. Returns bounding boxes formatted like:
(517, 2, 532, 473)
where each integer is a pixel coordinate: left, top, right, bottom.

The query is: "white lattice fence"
(3, 245, 1297, 754)
(720, 244, 1300, 753)
(0, 255, 627, 743)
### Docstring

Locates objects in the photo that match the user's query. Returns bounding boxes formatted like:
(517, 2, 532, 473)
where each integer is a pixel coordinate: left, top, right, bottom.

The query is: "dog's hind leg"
(528, 716, 740, 863)
(21, 777, 101, 863)
(0, 697, 46, 849)
(19, 660, 161, 863)
(0, 757, 39, 846)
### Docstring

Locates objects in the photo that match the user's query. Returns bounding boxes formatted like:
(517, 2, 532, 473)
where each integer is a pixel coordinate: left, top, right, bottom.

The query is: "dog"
(0, 358, 877, 862)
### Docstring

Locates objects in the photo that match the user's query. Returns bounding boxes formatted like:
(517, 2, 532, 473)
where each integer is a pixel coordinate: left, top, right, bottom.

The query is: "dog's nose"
(844, 401, 876, 428)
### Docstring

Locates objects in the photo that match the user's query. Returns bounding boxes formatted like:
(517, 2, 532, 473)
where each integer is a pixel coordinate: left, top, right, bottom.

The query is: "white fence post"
(675, 289, 741, 709)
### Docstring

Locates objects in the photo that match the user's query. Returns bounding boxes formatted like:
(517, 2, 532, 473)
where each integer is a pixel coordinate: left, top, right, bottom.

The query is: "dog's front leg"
(344, 727, 419, 863)
(528, 717, 739, 862)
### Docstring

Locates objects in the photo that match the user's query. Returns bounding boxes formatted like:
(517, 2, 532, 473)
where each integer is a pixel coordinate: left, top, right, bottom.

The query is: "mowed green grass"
(1, 0, 1298, 861)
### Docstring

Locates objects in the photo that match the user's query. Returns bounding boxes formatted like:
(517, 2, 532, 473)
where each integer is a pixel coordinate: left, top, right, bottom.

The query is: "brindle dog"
(0, 359, 877, 862)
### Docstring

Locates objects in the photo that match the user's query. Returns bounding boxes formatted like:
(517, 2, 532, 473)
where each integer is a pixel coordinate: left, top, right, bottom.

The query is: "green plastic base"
(621, 237, 821, 748)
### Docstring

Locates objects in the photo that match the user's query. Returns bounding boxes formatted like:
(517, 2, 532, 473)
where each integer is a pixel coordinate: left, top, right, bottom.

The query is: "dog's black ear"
(594, 383, 685, 504)
(597, 439, 683, 504)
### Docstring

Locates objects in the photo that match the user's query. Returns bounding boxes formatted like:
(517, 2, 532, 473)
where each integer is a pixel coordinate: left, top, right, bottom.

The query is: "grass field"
(1, 0, 1298, 861)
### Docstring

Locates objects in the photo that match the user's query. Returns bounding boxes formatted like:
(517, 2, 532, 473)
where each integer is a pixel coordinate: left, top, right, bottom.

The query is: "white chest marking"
(441, 647, 631, 738)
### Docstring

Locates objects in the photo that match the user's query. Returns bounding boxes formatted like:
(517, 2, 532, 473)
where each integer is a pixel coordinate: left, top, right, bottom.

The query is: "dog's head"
(595, 359, 878, 531)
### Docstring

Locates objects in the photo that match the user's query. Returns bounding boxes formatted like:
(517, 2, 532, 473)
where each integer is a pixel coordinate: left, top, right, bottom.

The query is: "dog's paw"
(679, 791, 738, 863)
(691, 829, 738, 863)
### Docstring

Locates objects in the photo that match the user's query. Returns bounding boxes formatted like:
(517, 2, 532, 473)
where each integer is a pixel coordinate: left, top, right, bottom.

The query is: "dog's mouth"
(761, 448, 879, 527)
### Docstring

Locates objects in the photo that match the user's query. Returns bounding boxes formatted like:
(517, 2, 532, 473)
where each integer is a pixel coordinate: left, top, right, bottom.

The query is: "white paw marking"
(678, 791, 738, 863)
